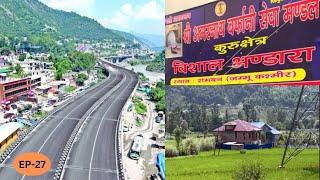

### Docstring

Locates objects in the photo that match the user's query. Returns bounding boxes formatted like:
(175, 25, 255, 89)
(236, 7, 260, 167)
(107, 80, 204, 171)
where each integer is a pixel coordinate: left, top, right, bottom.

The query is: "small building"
(0, 57, 8, 67)
(35, 85, 52, 95)
(251, 122, 281, 146)
(0, 122, 23, 152)
(214, 119, 261, 144)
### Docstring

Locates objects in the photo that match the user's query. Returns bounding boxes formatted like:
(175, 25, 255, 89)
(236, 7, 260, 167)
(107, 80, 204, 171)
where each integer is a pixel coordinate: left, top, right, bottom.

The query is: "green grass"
(133, 96, 147, 115)
(32, 111, 47, 120)
(135, 118, 144, 127)
(166, 148, 319, 180)
(65, 86, 76, 93)
(166, 139, 176, 149)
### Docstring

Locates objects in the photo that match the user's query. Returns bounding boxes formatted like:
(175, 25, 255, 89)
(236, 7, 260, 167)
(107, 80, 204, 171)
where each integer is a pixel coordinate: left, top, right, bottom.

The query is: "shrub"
(181, 139, 199, 156)
(166, 147, 179, 158)
(233, 161, 265, 180)
(198, 138, 214, 152)
(240, 149, 247, 154)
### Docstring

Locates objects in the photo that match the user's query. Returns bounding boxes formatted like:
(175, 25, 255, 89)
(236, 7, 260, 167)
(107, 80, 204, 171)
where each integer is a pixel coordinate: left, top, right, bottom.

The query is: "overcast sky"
(39, 0, 165, 35)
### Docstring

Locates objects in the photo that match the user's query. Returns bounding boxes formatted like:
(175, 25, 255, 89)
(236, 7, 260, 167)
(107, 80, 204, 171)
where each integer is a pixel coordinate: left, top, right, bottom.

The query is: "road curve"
(62, 66, 138, 180)
(0, 62, 138, 180)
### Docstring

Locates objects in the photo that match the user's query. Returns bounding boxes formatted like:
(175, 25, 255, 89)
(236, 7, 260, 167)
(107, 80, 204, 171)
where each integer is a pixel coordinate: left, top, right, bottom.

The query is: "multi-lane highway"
(0, 62, 138, 180)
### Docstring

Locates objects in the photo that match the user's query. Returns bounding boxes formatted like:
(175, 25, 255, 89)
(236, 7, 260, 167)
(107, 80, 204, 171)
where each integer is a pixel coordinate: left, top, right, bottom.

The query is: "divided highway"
(0, 62, 138, 180)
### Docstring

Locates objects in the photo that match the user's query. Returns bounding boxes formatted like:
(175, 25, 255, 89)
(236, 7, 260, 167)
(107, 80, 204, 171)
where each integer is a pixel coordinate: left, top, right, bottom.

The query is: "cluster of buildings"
(0, 55, 98, 154)
(76, 39, 156, 59)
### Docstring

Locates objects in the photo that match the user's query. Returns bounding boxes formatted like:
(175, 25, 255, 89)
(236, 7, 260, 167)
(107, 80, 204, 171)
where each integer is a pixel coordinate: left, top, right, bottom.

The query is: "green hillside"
(0, 0, 133, 41)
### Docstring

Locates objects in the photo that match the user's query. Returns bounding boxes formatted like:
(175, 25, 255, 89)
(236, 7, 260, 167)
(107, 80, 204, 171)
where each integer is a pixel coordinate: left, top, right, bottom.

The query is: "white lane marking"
(59, 71, 127, 180)
(89, 71, 133, 180)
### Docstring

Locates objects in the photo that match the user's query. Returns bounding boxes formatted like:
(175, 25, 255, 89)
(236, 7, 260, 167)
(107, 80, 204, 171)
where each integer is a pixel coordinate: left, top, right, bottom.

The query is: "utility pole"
(280, 86, 305, 168)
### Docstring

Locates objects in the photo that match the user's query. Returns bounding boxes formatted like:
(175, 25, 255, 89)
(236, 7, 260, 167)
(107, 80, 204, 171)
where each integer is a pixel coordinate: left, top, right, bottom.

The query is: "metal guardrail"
(100, 59, 140, 180)
(111, 65, 139, 180)
(116, 81, 139, 180)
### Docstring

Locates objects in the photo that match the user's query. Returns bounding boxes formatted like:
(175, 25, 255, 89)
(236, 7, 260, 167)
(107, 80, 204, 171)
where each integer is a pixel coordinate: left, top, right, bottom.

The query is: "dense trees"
(0, 47, 11, 55)
(166, 86, 319, 134)
(146, 51, 165, 73)
(0, 0, 133, 42)
(53, 52, 96, 80)
(150, 80, 165, 112)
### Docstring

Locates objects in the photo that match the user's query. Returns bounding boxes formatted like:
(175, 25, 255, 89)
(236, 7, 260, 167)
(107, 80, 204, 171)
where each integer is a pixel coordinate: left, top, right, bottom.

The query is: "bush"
(135, 117, 144, 127)
(180, 139, 199, 156)
(165, 147, 179, 158)
(233, 161, 265, 180)
(240, 149, 247, 154)
(198, 138, 214, 152)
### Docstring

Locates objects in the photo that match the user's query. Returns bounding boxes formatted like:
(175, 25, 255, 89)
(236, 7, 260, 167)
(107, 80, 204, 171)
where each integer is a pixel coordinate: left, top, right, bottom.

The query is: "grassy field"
(166, 148, 319, 180)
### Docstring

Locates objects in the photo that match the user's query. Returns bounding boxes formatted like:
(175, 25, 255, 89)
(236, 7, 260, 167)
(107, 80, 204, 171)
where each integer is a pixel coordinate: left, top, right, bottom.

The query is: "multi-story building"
(0, 77, 32, 102)
(31, 76, 42, 89)
(17, 59, 54, 84)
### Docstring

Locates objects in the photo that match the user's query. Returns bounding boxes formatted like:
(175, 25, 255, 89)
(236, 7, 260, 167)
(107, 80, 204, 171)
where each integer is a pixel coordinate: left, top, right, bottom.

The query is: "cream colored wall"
(166, 0, 217, 15)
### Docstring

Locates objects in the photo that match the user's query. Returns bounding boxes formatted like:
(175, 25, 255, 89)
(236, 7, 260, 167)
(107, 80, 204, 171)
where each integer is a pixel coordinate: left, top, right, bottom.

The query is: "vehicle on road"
(129, 134, 144, 160)
(123, 125, 129, 132)
(155, 116, 162, 123)
(158, 111, 164, 118)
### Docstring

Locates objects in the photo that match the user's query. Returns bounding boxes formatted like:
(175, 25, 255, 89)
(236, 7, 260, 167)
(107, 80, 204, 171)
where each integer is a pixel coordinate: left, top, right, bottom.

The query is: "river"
(121, 63, 165, 82)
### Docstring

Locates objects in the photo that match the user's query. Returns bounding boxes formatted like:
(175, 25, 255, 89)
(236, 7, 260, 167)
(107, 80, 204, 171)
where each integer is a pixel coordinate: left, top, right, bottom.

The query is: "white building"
(17, 59, 55, 84)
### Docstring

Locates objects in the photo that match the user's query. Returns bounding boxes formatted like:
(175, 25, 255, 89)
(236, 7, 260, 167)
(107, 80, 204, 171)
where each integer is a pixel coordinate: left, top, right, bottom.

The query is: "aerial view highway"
(0, 62, 138, 180)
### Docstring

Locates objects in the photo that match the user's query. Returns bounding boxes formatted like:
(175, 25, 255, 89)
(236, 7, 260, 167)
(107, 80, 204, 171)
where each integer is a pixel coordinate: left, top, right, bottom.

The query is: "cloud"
(100, 0, 164, 34)
(135, 1, 164, 20)
(40, 0, 95, 17)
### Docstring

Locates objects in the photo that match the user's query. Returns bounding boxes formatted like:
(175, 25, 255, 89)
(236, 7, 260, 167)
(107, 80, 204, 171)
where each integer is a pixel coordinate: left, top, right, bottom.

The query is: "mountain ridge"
(0, 0, 136, 42)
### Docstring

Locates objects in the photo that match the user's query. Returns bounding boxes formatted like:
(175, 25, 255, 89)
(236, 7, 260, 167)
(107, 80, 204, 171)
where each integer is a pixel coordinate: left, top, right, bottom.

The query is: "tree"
(0, 47, 11, 56)
(180, 119, 189, 138)
(277, 110, 286, 123)
(238, 111, 244, 120)
(155, 98, 165, 112)
(14, 64, 24, 76)
(173, 126, 182, 153)
(0, 38, 6, 48)
(76, 73, 88, 86)
(225, 109, 229, 122)
(201, 105, 209, 138)
(55, 70, 63, 80)
(18, 54, 26, 61)
(266, 109, 277, 126)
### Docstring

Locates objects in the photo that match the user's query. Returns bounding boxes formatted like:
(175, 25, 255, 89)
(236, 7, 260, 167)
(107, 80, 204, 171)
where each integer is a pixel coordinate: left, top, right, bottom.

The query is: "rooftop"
(214, 119, 261, 132)
(0, 122, 24, 143)
(251, 122, 282, 135)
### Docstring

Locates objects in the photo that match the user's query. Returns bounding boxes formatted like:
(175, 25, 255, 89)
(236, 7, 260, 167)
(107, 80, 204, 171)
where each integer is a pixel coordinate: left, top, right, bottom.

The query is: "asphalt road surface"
(0, 63, 138, 180)
(62, 67, 138, 180)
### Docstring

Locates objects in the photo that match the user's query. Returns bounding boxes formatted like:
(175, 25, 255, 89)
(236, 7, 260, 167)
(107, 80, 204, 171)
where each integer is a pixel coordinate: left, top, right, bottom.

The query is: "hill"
(0, 0, 134, 42)
(133, 32, 164, 50)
